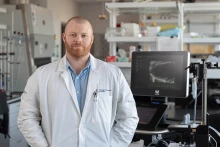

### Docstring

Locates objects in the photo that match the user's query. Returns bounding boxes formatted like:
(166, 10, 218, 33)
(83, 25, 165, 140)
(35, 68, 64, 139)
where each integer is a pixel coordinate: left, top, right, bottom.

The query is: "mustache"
(71, 44, 83, 47)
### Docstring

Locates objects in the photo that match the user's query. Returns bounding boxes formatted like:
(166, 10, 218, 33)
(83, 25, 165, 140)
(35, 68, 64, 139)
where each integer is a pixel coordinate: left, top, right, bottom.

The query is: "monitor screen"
(131, 51, 190, 98)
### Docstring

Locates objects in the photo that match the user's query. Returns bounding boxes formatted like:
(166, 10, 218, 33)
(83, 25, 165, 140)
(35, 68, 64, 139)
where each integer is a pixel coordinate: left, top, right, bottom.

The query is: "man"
(17, 16, 139, 147)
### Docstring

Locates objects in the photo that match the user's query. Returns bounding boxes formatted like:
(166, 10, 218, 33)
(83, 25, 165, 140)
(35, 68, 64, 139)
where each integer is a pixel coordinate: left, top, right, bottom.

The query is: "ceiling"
(74, 0, 114, 4)
(74, 0, 219, 4)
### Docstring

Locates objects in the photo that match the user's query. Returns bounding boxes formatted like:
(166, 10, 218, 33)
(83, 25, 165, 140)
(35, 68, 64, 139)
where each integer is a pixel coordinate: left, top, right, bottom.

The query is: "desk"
(136, 129, 169, 135)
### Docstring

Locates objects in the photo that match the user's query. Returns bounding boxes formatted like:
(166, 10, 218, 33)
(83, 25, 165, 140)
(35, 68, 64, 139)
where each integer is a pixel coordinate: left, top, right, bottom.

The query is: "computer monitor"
(131, 51, 190, 98)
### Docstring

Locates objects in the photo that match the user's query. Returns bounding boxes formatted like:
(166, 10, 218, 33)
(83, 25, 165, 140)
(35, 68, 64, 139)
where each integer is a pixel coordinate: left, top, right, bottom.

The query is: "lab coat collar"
(56, 54, 100, 72)
(56, 54, 102, 117)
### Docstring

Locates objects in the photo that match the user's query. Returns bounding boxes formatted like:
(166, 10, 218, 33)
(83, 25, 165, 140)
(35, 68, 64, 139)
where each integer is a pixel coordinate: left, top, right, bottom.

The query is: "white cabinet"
(8, 100, 28, 147)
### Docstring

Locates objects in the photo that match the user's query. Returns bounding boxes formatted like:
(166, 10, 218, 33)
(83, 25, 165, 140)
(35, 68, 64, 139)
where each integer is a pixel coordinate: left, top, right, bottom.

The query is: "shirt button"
(77, 91, 79, 94)
(79, 125, 83, 128)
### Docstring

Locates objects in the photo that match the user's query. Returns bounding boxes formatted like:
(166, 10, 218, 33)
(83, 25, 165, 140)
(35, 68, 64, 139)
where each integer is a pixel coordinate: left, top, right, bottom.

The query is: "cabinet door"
(8, 101, 28, 147)
(9, 127, 28, 147)
(9, 111, 19, 128)
(9, 126, 23, 141)
(10, 138, 28, 147)
(0, 133, 9, 147)
(8, 102, 20, 114)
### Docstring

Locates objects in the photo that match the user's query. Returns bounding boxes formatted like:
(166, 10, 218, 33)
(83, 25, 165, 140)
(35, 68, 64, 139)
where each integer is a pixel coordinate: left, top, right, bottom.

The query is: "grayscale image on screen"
(149, 61, 175, 84)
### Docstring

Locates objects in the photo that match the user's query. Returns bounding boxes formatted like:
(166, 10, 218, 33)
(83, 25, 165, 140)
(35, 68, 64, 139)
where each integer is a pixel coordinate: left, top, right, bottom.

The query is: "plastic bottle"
(137, 45, 143, 51)
(140, 22, 147, 37)
(129, 46, 136, 62)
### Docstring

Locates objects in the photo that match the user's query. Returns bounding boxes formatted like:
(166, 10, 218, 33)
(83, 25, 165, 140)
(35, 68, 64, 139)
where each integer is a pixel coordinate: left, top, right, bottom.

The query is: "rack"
(105, 2, 220, 72)
(183, 3, 220, 45)
(105, 2, 184, 56)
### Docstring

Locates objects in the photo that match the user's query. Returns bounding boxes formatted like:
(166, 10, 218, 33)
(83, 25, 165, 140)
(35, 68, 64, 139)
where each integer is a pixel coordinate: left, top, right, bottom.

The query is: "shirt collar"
(66, 56, 91, 74)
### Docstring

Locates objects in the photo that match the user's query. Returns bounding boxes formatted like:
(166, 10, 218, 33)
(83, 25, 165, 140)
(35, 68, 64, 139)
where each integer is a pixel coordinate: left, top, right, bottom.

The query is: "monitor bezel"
(131, 51, 190, 98)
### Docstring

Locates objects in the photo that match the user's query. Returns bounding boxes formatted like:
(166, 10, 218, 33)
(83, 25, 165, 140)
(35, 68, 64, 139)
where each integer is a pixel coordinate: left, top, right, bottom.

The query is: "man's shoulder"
(36, 59, 61, 74)
(94, 58, 121, 76)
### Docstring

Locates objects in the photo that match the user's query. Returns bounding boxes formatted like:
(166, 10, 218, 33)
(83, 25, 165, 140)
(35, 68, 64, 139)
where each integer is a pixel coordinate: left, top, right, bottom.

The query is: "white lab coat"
(17, 54, 139, 147)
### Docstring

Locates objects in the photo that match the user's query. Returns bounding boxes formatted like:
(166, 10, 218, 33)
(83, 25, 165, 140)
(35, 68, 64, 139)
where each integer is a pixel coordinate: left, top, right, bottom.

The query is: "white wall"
(79, 3, 109, 34)
(0, 0, 4, 4)
(30, 0, 47, 7)
(46, 0, 79, 59)
(79, 3, 139, 34)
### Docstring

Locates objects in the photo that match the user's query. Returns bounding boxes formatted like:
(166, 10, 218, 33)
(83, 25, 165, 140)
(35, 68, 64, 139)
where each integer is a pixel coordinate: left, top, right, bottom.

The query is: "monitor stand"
(134, 129, 169, 146)
(151, 97, 168, 104)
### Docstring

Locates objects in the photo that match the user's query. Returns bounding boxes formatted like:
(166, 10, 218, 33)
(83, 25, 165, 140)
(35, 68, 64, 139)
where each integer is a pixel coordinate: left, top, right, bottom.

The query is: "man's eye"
(82, 35, 87, 38)
(70, 34, 76, 37)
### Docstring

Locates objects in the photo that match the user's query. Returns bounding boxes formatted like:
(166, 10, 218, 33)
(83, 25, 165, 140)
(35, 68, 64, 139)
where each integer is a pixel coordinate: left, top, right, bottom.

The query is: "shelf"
(0, 7, 6, 13)
(106, 36, 220, 44)
(190, 69, 220, 79)
(109, 61, 220, 79)
(184, 38, 220, 44)
(109, 62, 131, 68)
(143, 19, 178, 24)
(184, 3, 220, 13)
(106, 36, 157, 42)
(106, 2, 181, 14)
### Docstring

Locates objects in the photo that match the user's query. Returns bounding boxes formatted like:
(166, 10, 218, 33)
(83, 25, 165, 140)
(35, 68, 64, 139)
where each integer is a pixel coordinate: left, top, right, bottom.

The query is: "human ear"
(62, 33, 66, 43)
(91, 35, 94, 44)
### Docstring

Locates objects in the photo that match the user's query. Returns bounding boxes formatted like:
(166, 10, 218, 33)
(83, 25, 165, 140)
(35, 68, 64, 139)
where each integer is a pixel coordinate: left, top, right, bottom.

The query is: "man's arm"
(17, 69, 49, 147)
(110, 70, 139, 147)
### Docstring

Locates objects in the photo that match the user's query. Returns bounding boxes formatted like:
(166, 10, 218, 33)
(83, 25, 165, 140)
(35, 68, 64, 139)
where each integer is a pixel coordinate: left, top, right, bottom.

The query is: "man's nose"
(74, 36, 82, 43)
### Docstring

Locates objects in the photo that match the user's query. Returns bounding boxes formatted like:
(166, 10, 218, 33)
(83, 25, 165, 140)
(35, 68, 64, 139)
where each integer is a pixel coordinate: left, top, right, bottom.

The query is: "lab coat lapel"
(61, 71, 81, 116)
(57, 56, 81, 116)
(82, 55, 101, 116)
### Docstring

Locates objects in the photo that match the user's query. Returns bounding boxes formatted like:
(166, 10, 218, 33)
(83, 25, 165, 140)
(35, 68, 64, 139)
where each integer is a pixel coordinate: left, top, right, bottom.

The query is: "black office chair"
(0, 90, 9, 138)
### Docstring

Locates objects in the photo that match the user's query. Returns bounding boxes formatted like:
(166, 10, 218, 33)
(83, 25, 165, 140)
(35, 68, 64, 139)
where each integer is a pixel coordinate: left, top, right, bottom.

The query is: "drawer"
(10, 137, 28, 147)
(9, 126, 23, 141)
(9, 111, 19, 128)
(9, 102, 20, 114)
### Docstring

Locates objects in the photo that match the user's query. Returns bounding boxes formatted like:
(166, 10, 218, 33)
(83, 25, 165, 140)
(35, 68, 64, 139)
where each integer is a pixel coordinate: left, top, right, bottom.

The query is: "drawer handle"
(17, 140, 22, 143)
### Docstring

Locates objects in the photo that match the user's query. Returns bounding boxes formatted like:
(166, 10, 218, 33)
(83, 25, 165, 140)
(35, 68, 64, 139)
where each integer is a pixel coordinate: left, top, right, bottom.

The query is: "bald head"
(64, 16, 93, 34)
(62, 16, 94, 61)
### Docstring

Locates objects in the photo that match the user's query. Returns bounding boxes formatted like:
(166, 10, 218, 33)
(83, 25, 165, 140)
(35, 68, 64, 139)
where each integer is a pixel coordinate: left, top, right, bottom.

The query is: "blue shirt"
(66, 58, 91, 115)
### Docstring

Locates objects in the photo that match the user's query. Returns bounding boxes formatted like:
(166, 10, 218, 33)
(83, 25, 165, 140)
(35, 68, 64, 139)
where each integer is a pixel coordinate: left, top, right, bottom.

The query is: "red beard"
(65, 42, 91, 59)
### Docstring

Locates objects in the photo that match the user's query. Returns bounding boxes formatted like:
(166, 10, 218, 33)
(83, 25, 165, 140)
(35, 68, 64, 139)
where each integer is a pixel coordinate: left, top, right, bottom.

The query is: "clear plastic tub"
(106, 27, 126, 37)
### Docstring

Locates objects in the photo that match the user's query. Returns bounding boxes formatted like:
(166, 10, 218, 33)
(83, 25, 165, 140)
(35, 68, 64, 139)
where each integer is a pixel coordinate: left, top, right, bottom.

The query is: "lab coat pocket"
(92, 95, 112, 123)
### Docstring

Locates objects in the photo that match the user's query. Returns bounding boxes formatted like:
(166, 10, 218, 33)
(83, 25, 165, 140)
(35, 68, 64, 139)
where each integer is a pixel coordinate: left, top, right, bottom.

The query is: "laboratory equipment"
(0, 4, 55, 95)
